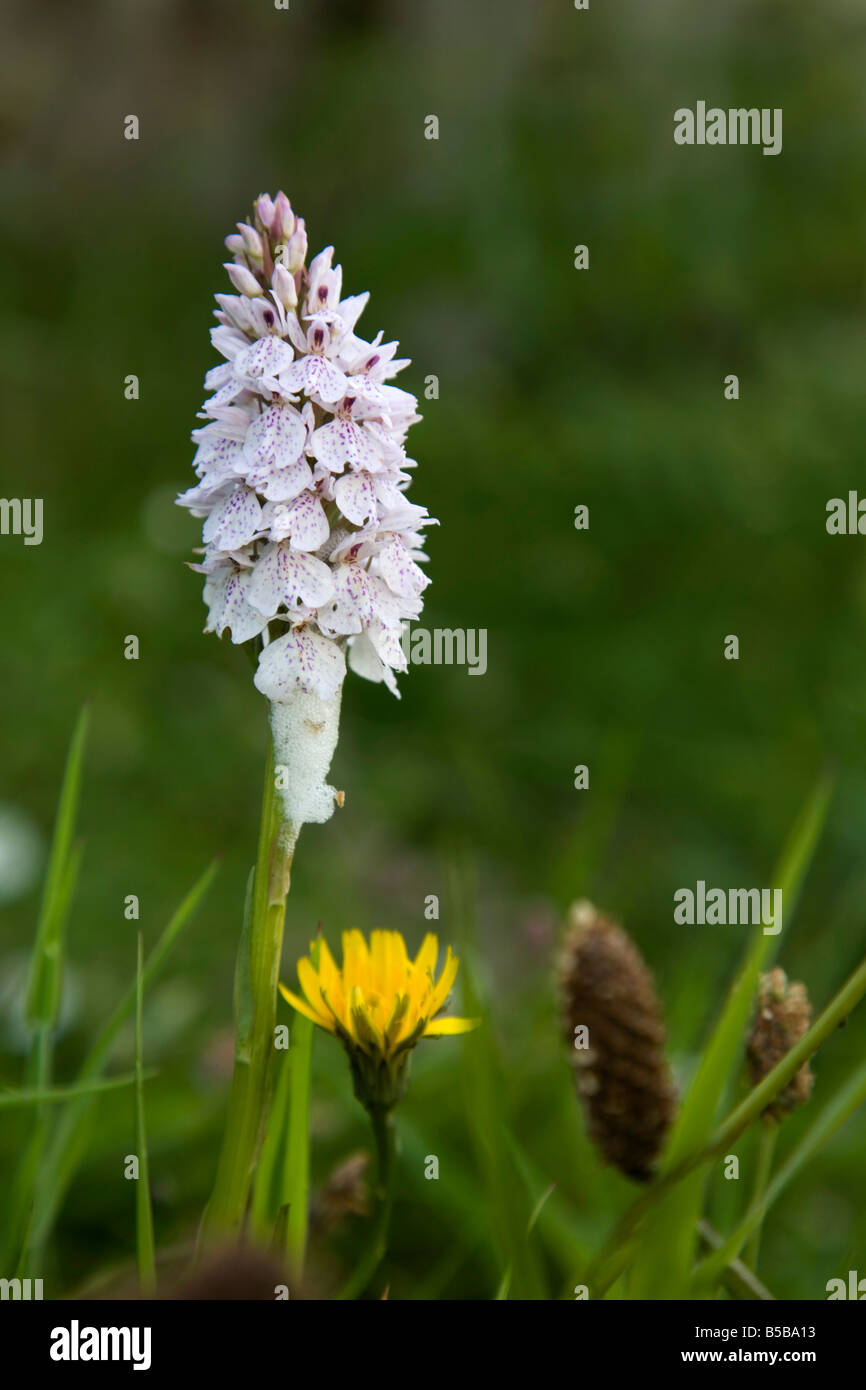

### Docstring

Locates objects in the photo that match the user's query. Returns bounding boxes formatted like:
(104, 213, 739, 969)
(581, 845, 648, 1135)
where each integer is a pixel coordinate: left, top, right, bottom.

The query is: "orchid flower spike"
(178, 193, 435, 842)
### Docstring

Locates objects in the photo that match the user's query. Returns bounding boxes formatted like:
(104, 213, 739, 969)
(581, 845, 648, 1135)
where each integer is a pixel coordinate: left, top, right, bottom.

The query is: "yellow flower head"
(280, 929, 479, 1109)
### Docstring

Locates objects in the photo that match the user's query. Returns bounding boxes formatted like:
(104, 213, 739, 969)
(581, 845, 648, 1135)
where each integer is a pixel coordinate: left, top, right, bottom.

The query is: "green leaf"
(251, 1049, 291, 1237)
(134, 931, 156, 1295)
(25, 706, 89, 1027)
(5, 710, 89, 1272)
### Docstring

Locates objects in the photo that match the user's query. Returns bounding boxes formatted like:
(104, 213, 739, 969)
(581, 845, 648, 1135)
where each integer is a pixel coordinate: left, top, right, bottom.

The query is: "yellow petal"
(369, 930, 389, 991)
(298, 955, 331, 1021)
(423, 1016, 480, 1036)
(428, 947, 459, 1016)
(350, 985, 384, 1054)
(385, 931, 409, 998)
(414, 933, 438, 980)
(342, 929, 370, 996)
(279, 983, 333, 1030)
(316, 939, 348, 1026)
(317, 936, 339, 988)
(383, 992, 411, 1052)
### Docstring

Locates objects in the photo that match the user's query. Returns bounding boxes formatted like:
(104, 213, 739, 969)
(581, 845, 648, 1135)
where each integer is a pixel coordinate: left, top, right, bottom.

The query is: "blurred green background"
(2, 0, 866, 1298)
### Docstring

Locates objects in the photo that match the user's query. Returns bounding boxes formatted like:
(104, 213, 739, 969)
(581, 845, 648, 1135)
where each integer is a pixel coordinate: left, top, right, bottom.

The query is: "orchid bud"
(272, 263, 297, 310)
(255, 193, 276, 230)
(271, 191, 295, 244)
(237, 222, 264, 265)
(223, 262, 263, 297)
(285, 219, 308, 275)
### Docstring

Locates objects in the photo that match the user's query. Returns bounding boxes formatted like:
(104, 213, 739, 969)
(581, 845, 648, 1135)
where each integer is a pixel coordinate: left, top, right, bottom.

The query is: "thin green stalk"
(743, 1121, 778, 1270)
(495, 1177, 558, 1300)
(337, 1106, 395, 1299)
(202, 733, 295, 1239)
(698, 1221, 775, 1300)
(251, 1051, 291, 1237)
(285, 1012, 315, 1279)
(0, 1073, 148, 1109)
(134, 931, 156, 1295)
(251, 1007, 315, 1281)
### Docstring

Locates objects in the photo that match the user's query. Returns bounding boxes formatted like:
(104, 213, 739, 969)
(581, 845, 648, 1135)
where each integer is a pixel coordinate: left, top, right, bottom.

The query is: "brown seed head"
(557, 900, 677, 1182)
(747, 967, 814, 1120)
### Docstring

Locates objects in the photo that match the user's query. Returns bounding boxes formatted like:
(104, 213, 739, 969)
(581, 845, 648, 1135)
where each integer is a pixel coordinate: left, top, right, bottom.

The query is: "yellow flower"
(280, 929, 479, 1109)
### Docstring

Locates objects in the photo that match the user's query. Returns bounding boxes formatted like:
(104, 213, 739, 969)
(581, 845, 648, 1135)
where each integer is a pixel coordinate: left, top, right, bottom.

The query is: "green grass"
(6, 709, 88, 1275)
(134, 930, 156, 1295)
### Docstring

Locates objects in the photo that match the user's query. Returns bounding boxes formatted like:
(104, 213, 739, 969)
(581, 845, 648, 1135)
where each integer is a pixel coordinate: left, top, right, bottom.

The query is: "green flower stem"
(338, 1106, 396, 1299)
(203, 732, 296, 1240)
(743, 1120, 777, 1271)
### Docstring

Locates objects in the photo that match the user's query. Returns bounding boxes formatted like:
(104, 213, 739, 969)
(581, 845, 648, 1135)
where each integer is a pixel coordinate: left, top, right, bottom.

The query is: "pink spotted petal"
(254, 626, 346, 701)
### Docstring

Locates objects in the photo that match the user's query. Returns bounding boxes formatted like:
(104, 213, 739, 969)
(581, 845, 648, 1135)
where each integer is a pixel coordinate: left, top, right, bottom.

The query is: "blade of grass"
(0, 1072, 149, 1108)
(496, 1178, 559, 1299)
(203, 727, 294, 1239)
(134, 931, 156, 1295)
(284, 1011, 315, 1279)
(628, 774, 832, 1297)
(251, 986, 315, 1280)
(697, 1222, 776, 1300)
(251, 1048, 291, 1237)
(5, 708, 89, 1272)
(22, 859, 218, 1269)
(743, 1121, 778, 1271)
(506, 1133, 591, 1274)
(25, 706, 89, 1029)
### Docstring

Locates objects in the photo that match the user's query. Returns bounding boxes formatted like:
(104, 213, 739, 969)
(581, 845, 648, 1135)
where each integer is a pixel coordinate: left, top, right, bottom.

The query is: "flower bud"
(255, 193, 276, 231)
(237, 222, 264, 265)
(285, 219, 308, 275)
(271, 191, 295, 244)
(224, 233, 245, 256)
(224, 262, 263, 297)
(272, 263, 298, 310)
